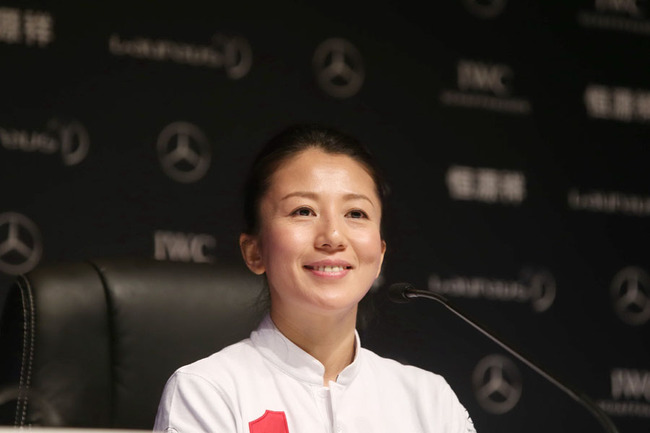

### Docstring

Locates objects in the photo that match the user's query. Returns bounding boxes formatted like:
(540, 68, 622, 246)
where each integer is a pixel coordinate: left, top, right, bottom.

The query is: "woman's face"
(240, 147, 386, 317)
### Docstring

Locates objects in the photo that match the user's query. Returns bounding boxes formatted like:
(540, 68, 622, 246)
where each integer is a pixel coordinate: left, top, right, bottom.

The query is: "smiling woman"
(242, 148, 385, 335)
(153, 124, 476, 433)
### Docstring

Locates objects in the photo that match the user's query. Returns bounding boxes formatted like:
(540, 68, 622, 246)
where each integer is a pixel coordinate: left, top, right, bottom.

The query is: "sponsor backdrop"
(1, 1, 649, 431)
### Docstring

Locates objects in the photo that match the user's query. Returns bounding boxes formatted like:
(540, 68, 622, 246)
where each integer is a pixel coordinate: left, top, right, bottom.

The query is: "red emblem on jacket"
(249, 410, 289, 433)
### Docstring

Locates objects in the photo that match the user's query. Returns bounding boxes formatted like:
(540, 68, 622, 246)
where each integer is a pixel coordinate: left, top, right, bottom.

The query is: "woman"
(154, 124, 476, 433)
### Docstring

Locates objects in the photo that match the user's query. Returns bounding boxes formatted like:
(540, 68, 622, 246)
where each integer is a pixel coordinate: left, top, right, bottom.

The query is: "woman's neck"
(270, 307, 357, 387)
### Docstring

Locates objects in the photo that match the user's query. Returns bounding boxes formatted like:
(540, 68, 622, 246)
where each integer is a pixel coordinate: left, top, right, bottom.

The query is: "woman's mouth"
(308, 265, 348, 272)
(304, 264, 352, 277)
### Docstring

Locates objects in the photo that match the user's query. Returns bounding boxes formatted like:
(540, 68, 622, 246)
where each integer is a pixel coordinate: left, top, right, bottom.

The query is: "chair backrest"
(0, 257, 264, 429)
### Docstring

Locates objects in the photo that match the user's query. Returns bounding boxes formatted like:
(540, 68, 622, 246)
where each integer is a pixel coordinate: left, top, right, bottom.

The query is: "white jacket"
(154, 315, 476, 433)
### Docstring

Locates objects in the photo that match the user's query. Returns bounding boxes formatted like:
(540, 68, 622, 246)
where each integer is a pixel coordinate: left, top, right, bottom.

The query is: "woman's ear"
(239, 233, 265, 275)
(376, 240, 387, 278)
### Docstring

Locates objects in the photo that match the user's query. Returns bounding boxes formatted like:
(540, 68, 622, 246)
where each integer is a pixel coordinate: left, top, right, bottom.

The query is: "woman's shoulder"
(359, 348, 449, 386)
(172, 338, 259, 382)
(358, 348, 471, 422)
(154, 339, 260, 431)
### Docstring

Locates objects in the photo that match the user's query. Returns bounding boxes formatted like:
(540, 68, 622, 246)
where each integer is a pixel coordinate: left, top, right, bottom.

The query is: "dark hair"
(242, 123, 389, 236)
(242, 123, 388, 330)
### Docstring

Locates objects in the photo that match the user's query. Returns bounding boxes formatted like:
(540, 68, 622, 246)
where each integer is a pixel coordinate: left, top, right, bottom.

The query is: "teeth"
(315, 265, 345, 272)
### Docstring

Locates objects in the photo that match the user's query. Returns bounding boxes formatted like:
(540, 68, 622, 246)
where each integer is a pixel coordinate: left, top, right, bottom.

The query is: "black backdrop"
(1, 1, 649, 431)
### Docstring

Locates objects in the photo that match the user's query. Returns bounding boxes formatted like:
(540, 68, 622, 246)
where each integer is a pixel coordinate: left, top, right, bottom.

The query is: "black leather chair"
(0, 257, 265, 429)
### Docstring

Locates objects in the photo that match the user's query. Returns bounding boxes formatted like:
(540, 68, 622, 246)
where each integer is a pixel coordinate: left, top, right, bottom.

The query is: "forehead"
(268, 148, 377, 194)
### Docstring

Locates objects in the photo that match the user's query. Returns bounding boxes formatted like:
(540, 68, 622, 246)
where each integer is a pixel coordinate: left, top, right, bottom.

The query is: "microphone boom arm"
(395, 285, 618, 433)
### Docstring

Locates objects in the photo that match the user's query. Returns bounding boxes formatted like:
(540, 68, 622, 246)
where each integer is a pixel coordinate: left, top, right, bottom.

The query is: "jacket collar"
(250, 314, 362, 387)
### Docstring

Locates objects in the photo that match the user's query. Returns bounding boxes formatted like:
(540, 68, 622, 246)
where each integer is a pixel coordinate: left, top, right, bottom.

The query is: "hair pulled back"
(242, 123, 389, 236)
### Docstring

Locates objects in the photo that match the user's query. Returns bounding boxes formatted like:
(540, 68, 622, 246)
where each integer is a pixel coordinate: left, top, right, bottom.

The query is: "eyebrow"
(280, 191, 376, 208)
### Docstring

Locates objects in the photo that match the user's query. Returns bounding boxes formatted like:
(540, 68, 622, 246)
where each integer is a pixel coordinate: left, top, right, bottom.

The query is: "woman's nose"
(315, 216, 346, 250)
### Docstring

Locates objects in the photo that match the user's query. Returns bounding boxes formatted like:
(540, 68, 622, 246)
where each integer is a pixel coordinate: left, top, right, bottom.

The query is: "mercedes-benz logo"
(0, 212, 43, 275)
(312, 38, 364, 99)
(611, 266, 650, 326)
(47, 118, 90, 166)
(520, 267, 556, 312)
(461, 0, 508, 19)
(157, 121, 211, 183)
(212, 34, 253, 80)
(472, 354, 522, 414)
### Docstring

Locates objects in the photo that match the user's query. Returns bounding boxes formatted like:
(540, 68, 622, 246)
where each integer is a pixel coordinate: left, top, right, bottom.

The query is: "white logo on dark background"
(595, 0, 644, 16)
(598, 368, 650, 418)
(440, 59, 530, 114)
(473, 354, 522, 414)
(584, 84, 650, 123)
(611, 368, 650, 401)
(610, 267, 650, 325)
(0, 212, 42, 275)
(428, 267, 556, 312)
(458, 60, 512, 96)
(109, 33, 252, 79)
(313, 38, 364, 99)
(461, 0, 508, 19)
(157, 121, 211, 183)
(154, 230, 216, 263)
(568, 188, 650, 216)
(578, 1, 650, 35)
(521, 268, 556, 312)
(0, 118, 89, 166)
(446, 165, 526, 205)
(0, 7, 54, 47)
(48, 119, 90, 165)
(212, 34, 252, 79)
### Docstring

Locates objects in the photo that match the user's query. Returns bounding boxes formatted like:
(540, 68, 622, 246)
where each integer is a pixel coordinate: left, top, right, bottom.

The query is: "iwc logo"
(461, 0, 508, 19)
(0, 212, 43, 275)
(154, 230, 217, 263)
(610, 267, 650, 325)
(472, 354, 522, 414)
(578, 0, 650, 35)
(440, 59, 530, 115)
(156, 121, 211, 183)
(598, 368, 650, 418)
(312, 38, 364, 99)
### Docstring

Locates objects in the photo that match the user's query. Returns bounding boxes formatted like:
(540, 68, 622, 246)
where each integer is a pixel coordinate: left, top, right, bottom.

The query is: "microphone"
(388, 282, 619, 433)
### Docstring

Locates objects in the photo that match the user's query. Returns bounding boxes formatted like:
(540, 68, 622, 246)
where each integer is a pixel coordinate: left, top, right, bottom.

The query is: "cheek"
(354, 230, 385, 265)
(260, 223, 310, 268)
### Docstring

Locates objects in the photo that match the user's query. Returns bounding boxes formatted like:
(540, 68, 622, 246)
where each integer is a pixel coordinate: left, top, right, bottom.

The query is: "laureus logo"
(0, 118, 90, 166)
(428, 267, 556, 313)
(109, 33, 252, 79)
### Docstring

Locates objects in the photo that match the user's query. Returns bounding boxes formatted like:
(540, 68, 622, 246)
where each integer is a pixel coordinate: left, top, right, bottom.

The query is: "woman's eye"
(347, 209, 368, 219)
(293, 207, 313, 217)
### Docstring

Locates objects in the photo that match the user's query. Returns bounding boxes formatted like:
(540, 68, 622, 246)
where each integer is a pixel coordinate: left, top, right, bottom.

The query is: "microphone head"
(387, 282, 414, 303)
